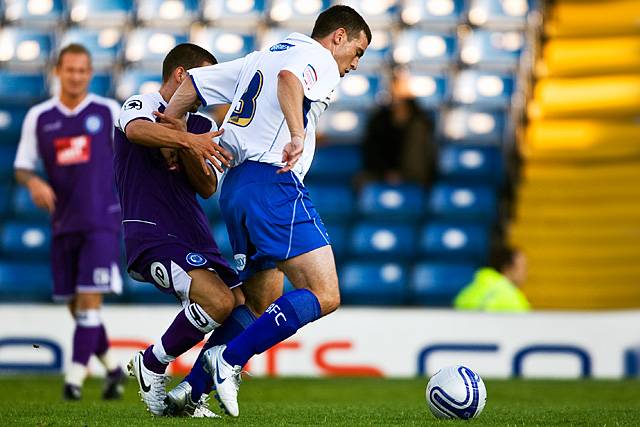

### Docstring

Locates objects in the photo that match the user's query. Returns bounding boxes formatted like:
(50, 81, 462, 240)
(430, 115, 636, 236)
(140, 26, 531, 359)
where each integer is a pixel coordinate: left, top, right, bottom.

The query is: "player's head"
(162, 43, 217, 111)
(490, 246, 527, 286)
(55, 43, 92, 99)
(311, 5, 371, 77)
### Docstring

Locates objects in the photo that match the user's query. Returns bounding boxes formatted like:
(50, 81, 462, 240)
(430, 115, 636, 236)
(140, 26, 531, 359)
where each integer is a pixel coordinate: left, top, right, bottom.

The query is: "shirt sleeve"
(116, 94, 156, 132)
(188, 57, 246, 107)
(281, 47, 340, 101)
(14, 107, 40, 171)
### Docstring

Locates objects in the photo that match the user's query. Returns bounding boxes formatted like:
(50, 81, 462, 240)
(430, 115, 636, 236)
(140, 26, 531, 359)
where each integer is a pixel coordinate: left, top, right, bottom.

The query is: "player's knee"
(196, 286, 234, 321)
(316, 288, 340, 316)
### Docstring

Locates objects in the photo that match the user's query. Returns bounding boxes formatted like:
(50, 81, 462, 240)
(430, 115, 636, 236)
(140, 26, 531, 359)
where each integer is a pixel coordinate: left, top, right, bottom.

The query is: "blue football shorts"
(219, 160, 331, 281)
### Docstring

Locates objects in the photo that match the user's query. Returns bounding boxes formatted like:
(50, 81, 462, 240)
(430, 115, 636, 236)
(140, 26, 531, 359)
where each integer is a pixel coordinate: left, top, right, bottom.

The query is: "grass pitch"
(0, 376, 639, 426)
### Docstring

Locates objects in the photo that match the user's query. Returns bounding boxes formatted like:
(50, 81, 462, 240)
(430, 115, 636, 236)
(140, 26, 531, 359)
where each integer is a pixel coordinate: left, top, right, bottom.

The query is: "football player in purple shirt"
(14, 44, 126, 401)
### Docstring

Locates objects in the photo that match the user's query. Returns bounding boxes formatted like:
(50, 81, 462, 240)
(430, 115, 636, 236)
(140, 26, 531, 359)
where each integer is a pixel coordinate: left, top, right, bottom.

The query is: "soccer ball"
(425, 365, 487, 420)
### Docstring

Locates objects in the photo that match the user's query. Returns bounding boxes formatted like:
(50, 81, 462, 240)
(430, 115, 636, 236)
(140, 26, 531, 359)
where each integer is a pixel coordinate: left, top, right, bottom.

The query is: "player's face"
(56, 53, 92, 99)
(333, 30, 368, 77)
(508, 252, 528, 286)
(186, 60, 214, 113)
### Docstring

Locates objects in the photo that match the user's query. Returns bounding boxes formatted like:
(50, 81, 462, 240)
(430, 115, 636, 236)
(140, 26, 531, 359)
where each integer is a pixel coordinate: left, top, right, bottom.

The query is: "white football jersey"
(188, 32, 340, 181)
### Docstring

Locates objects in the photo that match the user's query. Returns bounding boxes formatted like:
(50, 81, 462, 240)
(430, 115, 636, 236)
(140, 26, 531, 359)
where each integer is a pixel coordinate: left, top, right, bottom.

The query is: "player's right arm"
(14, 108, 56, 213)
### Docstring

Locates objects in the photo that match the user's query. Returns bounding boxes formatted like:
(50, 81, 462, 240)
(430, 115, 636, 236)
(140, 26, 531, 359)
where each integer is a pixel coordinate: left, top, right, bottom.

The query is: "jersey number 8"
(228, 71, 264, 127)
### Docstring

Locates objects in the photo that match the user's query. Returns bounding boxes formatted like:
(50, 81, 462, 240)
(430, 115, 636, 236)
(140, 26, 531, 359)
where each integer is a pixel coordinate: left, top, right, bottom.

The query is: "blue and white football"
(426, 365, 487, 420)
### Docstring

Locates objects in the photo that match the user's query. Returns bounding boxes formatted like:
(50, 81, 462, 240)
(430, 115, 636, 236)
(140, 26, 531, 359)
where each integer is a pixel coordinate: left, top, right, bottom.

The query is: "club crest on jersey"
(186, 252, 207, 267)
(234, 254, 246, 271)
(303, 64, 318, 90)
(270, 42, 294, 52)
(125, 99, 142, 110)
(85, 115, 102, 134)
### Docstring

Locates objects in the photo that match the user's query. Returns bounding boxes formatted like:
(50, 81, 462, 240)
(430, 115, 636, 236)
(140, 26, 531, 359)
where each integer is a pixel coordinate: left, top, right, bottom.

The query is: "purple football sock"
(72, 325, 101, 366)
(94, 324, 109, 356)
(161, 310, 206, 358)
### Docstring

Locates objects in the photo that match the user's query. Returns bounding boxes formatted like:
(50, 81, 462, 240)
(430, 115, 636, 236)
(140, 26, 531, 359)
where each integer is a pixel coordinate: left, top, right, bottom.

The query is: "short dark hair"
(311, 5, 372, 45)
(489, 246, 518, 273)
(57, 43, 91, 67)
(162, 43, 217, 82)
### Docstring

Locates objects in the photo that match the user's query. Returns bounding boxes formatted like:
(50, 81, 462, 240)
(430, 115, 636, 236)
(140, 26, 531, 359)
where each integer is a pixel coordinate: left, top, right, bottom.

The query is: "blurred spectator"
(454, 246, 531, 312)
(358, 67, 436, 188)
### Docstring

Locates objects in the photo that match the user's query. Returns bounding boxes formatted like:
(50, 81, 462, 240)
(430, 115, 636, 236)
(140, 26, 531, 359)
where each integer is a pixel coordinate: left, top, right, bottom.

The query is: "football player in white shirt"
(164, 5, 370, 417)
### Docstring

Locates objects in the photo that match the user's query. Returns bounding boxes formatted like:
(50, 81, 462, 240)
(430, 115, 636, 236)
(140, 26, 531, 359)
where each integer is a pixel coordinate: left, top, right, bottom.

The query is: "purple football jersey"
(14, 94, 121, 236)
(113, 92, 222, 267)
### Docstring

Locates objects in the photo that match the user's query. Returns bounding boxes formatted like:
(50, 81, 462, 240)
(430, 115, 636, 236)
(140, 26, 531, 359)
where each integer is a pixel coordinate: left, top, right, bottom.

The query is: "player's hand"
(277, 135, 304, 174)
(186, 129, 233, 175)
(153, 111, 187, 132)
(27, 177, 56, 213)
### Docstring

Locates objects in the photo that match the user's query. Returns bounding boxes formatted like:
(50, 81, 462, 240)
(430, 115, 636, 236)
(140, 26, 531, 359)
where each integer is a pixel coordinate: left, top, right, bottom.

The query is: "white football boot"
(193, 395, 221, 418)
(127, 351, 168, 416)
(165, 380, 221, 418)
(202, 345, 242, 417)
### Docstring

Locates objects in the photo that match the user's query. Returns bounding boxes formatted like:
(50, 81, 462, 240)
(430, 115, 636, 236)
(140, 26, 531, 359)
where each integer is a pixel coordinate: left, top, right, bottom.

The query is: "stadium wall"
(0, 306, 638, 379)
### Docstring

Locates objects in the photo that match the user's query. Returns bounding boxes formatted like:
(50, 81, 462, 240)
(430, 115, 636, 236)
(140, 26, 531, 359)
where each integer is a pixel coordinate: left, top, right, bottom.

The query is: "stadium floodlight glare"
(70, 4, 88, 22)
(215, 33, 244, 54)
(330, 111, 358, 132)
(468, 112, 495, 134)
(27, 0, 54, 15)
(452, 189, 475, 208)
(401, 6, 420, 25)
(381, 263, 402, 282)
(270, 3, 292, 22)
(158, 0, 185, 19)
(360, 0, 394, 15)
(148, 33, 176, 54)
(427, 0, 455, 16)
(379, 190, 404, 209)
(409, 76, 437, 97)
(372, 229, 397, 251)
(443, 228, 467, 249)
(341, 75, 370, 97)
(16, 40, 40, 61)
(460, 45, 480, 64)
(418, 35, 447, 58)
(491, 31, 523, 51)
(98, 29, 121, 49)
(139, 81, 161, 95)
(502, 0, 528, 16)
(468, 7, 488, 26)
(460, 149, 484, 168)
(477, 75, 503, 97)
(227, 0, 254, 14)
(294, 0, 321, 14)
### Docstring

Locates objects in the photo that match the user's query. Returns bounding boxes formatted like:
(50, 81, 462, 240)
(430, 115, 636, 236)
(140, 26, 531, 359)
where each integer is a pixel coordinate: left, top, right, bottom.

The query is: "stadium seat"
(325, 223, 347, 259)
(357, 30, 392, 70)
(459, 29, 524, 71)
(89, 73, 113, 98)
(3, 0, 65, 28)
(124, 29, 188, 68)
(12, 186, 48, 221)
(339, 0, 398, 29)
(359, 183, 424, 220)
(419, 222, 489, 262)
(0, 27, 54, 69)
(400, 0, 463, 30)
(59, 28, 124, 70)
(405, 70, 447, 111)
(393, 30, 456, 71)
(331, 73, 383, 110)
(306, 184, 355, 223)
(438, 145, 504, 184)
(410, 262, 477, 306)
(136, 0, 199, 29)
(0, 71, 47, 105)
(0, 106, 28, 144)
(316, 109, 368, 144)
(267, 0, 330, 30)
(428, 183, 497, 222)
(115, 69, 162, 102)
(440, 107, 505, 145)
(0, 261, 51, 302)
(202, 0, 266, 29)
(305, 144, 361, 183)
(122, 274, 177, 304)
(467, 0, 530, 31)
(211, 221, 233, 260)
(68, 0, 133, 28)
(451, 70, 514, 109)
(1, 221, 51, 258)
(191, 28, 256, 63)
(0, 146, 18, 181)
(0, 185, 13, 218)
(350, 222, 415, 259)
(340, 261, 407, 305)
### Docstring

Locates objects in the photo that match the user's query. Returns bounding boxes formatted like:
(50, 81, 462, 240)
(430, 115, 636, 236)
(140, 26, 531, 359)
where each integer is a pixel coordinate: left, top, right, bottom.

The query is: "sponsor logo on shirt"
(54, 135, 91, 165)
(124, 99, 142, 110)
(303, 64, 318, 91)
(85, 115, 102, 134)
(269, 42, 294, 52)
(43, 121, 63, 132)
(150, 262, 170, 288)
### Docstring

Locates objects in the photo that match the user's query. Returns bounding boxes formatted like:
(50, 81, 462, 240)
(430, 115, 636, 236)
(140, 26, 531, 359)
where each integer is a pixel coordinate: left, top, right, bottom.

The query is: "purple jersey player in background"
(13, 44, 126, 401)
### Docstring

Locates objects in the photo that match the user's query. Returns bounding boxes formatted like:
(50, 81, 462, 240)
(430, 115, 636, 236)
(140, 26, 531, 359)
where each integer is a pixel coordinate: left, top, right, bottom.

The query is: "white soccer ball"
(425, 365, 487, 420)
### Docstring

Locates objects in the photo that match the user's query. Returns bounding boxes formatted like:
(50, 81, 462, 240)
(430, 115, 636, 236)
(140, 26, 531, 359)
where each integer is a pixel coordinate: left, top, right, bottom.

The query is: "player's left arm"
(276, 70, 306, 174)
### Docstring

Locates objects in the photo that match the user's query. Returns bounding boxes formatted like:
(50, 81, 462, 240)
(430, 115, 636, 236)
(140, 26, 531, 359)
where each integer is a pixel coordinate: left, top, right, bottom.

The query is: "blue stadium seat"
(0, 106, 28, 144)
(89, 73, 113, 97)
(267, 0, 330, 30)
(0, 146, 17, 181)
(124, 29, 188, 68)
(12, 186, 48, 220)
(357, 30, 392, 70)
(359, 183, 424, 220)
(123, 274, 177, 304)
(0, 71, 47, 105)
(400, 0, 463, 30)
(440, 108, 505, 145)
(393, 30, 456, 70)
(306, 184, 355, 222)
(459, 29, 524, 71)
(467, 0, 531, 30)
(0, 27, 54, 69)
(439, 145, 503, 184)
(405, 70, 447, 110)
(115, 69, 162, 101)
(331, 73, 383, 110)
(410, 262, 477, 306)
(1, 221, 50, 258)
(340, 261, 407, 305)
(0, 261, 51, 302)
(202, 0, 266, 29)
(211, 221, 233, 260)
(419, 222, 489, 262)
(340, 0, 398, 29)
(325, 223, 347, 259)
(0, 185, 13, 218)
(428, 183, 497, 222)
(258, 28, 294, 51)
(305, 144, 361, 183)
(191, 29, 256, 63)
(451, 70, 514, 109)
(68, 0, 133, 28)
(136, 0, 199, 29)
(60, 28, 124, 70)
(317, 109, 368, 144)
(3, 0, 64, 28)
(350, 222, 415, 259)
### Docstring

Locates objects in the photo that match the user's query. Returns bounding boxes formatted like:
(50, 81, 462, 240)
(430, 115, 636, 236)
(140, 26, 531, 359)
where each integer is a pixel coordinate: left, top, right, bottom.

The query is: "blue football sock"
(184, 305, 256, 400)
(223, 289, 321, 367)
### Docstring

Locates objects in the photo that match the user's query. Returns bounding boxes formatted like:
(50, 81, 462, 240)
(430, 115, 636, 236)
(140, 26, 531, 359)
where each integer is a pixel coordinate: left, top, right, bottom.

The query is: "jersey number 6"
(228, 70, 264, 127)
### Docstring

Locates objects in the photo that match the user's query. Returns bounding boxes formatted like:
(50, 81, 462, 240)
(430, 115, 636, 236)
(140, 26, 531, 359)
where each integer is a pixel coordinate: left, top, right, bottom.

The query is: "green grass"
(1, 376, 639, 426)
